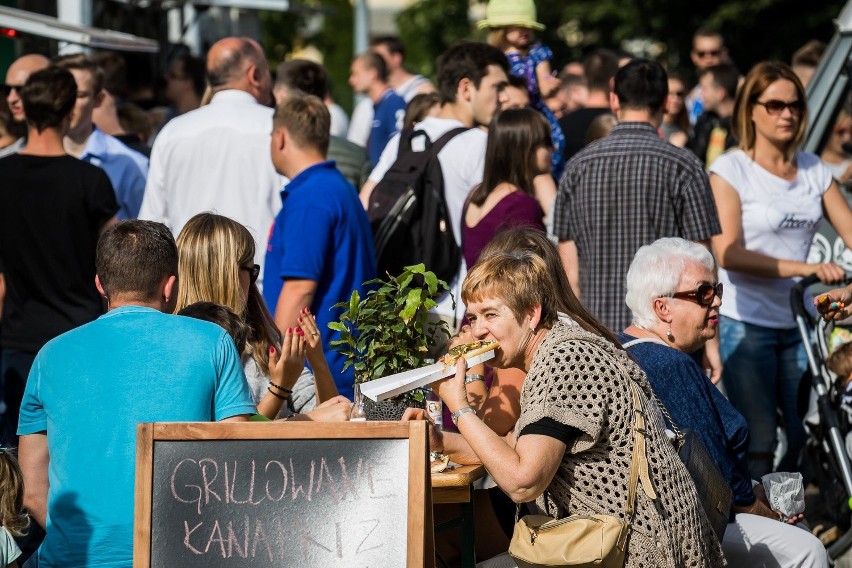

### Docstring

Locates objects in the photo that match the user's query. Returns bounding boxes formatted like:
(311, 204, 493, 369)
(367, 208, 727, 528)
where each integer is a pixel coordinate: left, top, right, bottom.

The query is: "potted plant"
(329, 263, 453, 420)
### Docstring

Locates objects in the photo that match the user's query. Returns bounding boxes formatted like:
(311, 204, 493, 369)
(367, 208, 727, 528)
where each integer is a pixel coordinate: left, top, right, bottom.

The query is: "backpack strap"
(429, 127, 470, 155)
(398, 127, 428, 153)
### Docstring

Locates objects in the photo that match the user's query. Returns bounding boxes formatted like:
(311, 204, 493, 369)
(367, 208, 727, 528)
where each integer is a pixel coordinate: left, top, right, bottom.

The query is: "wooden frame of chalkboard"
(134, 421, 432, 568)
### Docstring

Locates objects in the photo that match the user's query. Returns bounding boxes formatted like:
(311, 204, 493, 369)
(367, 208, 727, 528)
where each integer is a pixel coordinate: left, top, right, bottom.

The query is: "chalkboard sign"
(134, 422, 431, 568)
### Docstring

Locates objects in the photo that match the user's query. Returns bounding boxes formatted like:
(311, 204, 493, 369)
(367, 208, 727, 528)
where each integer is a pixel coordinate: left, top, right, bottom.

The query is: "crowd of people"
(0, 0, 851, 565)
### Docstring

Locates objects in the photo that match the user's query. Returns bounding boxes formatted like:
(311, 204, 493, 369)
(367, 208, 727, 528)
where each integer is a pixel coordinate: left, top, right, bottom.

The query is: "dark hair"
(477, 227, 622, 347)
(207, 38, 261, 88)
(582, 49, 619, 93)
(178, 302, 248, 353)
(53, 53, 105, 94)
(436, 41, 509, 105)
(357, 52, 389, 83)
(613, 58, 668, 112)
(701, 62, 740, 100)
(20, 67, 77, 133)
(693, 27, 724, 45)
(404, 92, 440, 128)
(96, 220, 178, 302)
(665, 70, 690, 134)
(273, 95, 330, 155)
(175, 54, 207, 98)
(274, 59, 329, 99)
(92, 52, 128, 98)
(370, 35, 405, 58)
(117, 101, 153, 142)
(470, 108, 550, 206)
(507, 74, 528, 91)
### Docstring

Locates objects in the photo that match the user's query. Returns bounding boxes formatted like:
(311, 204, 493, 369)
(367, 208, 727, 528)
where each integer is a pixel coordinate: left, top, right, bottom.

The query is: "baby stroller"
(792, 274, 852, 559)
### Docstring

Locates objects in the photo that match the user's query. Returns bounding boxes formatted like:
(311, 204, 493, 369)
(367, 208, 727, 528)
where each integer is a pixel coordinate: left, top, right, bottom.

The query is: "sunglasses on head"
(754, 99, 804, 116)
(668, 282, 723, 307)
(694, 49, 722, 58)
(1, 83, 23, 97)
(241, 264, 260, 285)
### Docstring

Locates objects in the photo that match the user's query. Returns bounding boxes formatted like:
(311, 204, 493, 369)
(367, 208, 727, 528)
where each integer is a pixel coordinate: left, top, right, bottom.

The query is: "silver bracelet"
(451, 406, 476, 425)
(464, 373, 485, 385)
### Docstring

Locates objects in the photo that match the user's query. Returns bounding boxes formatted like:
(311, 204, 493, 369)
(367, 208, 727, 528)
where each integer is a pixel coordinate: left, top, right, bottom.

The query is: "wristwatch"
(451, 406, 476, 425)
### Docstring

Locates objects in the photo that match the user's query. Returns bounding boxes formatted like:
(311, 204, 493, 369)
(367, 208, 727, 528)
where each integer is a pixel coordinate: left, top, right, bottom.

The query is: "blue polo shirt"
(81, 127, 148, 219)
(263, 161, 376, 399)
(368, 88, 406, 166)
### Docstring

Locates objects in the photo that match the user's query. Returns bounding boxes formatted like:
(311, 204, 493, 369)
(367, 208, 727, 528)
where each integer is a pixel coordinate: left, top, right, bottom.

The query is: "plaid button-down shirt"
(553, 122, 721, 330)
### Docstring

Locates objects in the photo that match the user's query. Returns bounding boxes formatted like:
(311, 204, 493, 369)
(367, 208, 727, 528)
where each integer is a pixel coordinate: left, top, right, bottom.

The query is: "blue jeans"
(719, 316, 807, 478)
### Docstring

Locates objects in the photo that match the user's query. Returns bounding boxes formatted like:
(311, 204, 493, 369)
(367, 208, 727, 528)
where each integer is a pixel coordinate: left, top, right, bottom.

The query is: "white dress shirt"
(139, 90, 285, 288)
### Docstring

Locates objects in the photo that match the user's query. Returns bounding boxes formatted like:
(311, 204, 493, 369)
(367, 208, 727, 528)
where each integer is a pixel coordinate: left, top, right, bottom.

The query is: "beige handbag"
(508, 381, 657, 568)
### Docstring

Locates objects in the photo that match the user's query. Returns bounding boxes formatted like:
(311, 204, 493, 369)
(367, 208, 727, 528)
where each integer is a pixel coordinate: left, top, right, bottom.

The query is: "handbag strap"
(516, 343, 659, 524)
(626, 380, 658, 518)
(609, 350, 658, 518)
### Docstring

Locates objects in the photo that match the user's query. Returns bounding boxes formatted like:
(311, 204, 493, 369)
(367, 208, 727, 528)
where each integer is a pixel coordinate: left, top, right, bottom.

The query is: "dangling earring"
(666, 328, 674, 341)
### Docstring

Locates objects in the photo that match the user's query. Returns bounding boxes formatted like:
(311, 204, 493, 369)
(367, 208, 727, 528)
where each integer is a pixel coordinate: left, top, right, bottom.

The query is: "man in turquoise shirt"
(17, 221, 256, 568)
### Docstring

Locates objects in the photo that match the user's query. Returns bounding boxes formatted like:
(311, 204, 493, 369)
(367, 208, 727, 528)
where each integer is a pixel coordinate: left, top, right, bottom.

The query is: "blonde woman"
(174, 213, 342, 420)
(710, 61, 852, 477)
(430, 251, 724, 566)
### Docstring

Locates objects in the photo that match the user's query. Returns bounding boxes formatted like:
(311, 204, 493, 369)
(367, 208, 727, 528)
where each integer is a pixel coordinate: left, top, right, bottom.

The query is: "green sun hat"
(476, 0, 545, 31)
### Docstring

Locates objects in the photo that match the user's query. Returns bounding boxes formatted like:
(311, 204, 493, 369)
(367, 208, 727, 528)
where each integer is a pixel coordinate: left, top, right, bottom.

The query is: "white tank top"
(709, 149, 832, 328)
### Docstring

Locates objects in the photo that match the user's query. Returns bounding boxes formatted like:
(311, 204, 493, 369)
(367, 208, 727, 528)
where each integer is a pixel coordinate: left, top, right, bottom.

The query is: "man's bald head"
(5, 54, 50, 122)
(207, 38, 261, 86)
(206, 37, 271, 105)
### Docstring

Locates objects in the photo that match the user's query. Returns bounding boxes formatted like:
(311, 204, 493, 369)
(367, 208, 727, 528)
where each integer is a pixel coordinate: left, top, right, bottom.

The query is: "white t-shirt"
(395, 74, 431, 102)
(328, 102, 350, 138)
(0, 526, 21, 568)
(368, 116, 488, 321)
(710, 149, 832, 328)
(347, 97, 374, 148)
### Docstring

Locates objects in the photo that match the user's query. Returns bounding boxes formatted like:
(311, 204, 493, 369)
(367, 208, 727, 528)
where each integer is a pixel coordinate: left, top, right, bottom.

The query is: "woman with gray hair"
(619, 237, 827, 567)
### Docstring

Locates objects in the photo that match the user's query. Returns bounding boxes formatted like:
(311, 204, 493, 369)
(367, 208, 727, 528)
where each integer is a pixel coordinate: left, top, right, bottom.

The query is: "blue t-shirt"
(619, 333, 755, 506)
(18, 306, 256, 567)
(263, 161, 376, 399)
(368, 89, 406, 166)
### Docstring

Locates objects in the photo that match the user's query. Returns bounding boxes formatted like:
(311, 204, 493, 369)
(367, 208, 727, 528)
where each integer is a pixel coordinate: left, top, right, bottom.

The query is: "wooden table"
(431, 464, 487, 568)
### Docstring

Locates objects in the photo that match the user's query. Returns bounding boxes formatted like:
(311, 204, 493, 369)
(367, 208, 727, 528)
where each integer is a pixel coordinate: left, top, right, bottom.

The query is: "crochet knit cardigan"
(515, 320, 727, 567)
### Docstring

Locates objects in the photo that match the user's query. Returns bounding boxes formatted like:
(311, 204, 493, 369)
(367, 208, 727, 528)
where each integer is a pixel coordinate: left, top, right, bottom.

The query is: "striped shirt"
(553, 122, 721, 330)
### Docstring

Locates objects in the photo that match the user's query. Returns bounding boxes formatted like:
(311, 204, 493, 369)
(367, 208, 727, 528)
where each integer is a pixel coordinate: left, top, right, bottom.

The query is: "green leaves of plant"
(400, 288, 422, 323)
(328, 264, 454, 402)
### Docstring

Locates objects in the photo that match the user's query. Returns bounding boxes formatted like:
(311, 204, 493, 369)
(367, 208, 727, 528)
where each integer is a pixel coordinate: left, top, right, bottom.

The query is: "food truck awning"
(0, 5, 159, 52)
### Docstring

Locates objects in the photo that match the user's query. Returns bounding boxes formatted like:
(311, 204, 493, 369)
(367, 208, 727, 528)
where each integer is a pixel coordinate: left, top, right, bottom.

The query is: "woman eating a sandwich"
(427, 242, 725, 566)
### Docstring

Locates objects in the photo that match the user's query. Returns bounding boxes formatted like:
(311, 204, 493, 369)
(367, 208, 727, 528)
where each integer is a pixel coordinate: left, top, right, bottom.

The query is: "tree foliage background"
(398, 0, 846, 83)
(261, 0, 354, 110)
(259, 0, 846, 113)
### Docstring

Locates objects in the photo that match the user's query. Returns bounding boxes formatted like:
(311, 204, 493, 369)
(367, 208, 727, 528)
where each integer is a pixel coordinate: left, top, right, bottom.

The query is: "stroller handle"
(790, 275, 823, 322)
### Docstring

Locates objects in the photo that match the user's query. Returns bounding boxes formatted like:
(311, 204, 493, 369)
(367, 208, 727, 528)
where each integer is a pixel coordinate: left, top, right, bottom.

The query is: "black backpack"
(367, 126, 468, 283)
